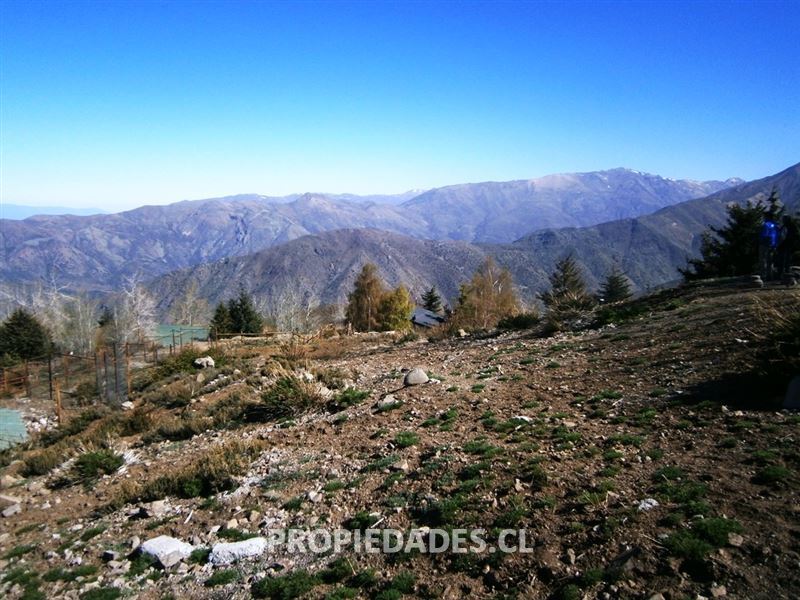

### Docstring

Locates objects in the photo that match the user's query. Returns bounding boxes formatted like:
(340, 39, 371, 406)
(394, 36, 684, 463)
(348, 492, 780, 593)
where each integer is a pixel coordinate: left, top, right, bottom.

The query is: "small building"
(411, 307, 446, 329)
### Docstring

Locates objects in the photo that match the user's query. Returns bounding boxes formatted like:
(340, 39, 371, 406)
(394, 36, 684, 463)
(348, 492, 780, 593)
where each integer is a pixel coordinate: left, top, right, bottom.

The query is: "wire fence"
(0, 329, 213, 414)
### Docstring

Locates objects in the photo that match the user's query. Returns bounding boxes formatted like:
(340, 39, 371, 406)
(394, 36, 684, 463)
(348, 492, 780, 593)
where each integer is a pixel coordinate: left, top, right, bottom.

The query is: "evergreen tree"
(377, 285, 415, 331)
(680, 198, 782, 280)
(209, 302, 233, 339)
(228, 290, 264, 334)
(455, 258, 519, 330)
(539, 255, 596, 313)
(598, 266, 633, 303)
(345, 263, 386, 332)
(421, 287, 443, 314)
(0, 308, 52, 362)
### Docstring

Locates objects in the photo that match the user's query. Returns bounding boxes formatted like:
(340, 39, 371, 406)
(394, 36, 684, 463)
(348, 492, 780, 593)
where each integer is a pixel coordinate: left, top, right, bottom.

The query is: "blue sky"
(1, 0, 798, 209)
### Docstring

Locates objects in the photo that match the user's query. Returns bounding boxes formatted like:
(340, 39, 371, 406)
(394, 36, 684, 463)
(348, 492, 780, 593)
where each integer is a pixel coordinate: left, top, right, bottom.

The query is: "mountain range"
(0, 169, 739, 292)
(147, 163, 799, 318)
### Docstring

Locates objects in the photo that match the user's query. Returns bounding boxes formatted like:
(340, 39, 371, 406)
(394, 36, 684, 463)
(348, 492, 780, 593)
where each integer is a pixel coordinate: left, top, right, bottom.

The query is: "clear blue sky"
(1, 0, 798, 209)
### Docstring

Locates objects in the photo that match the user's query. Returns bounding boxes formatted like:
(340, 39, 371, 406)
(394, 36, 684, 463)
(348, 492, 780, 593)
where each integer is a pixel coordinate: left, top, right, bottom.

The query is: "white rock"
(512, 416, 533, 423)
(376, 395, 400, 410)
(194, 357, 215, 369)
(121, 401, 134, 411)
(140, 535, 193, 569)
(209, 537, 271, 565)
(1, 503, 21, 518)
(404, 368, 429, 386)
(637, 498, 659, 512)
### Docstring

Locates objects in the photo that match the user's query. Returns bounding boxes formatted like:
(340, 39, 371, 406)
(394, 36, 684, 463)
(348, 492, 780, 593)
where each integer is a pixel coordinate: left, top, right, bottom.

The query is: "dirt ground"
(1, 285, 798, 600)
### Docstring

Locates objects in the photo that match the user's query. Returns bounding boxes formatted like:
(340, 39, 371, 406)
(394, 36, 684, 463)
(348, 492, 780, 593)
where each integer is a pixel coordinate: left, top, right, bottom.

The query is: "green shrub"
(75, 450, 124, 480)
(394, 431, 419, 448)
(251, 570, 320, 599)
(753, 465, 791, 486)
(328, 388, 370, 412)
(205, 568, 240, 587)
(247, 376, 321, 422)
(498, 312, 540, 330)
(80, 588, 121, 600)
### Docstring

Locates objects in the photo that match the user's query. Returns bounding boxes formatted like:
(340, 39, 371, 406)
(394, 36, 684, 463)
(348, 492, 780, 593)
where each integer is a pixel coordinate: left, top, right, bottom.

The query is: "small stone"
(566, 548, 576, 565)
(145, 500, 168, 517)
(637, 498, 659, 512)
(194, 356, 215, 369)
(102, 550, 120, 562)
(458, 329, 468, 338)
(0, 475, 19, 489)
(728, 533, 744, 547)
(121, 401, 134, 410)
(403, 368, 430, 386)
(391, 459, 411, 473)
(307, 491, 323, 503)
(648, 594, 666, 600)
(376, 395, 400, 410)
(710, 586, 727, 598)
(1, 503, 21, 518)
(225, 518, 238, 530)
(129, 536, 141, 551)
(248, 510, 261, 524)
(196, 373, 206, 384)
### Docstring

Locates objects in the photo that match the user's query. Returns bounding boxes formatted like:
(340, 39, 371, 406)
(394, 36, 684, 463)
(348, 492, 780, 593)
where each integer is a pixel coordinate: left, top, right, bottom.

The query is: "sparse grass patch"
(80, 524, 107, 542)
(205, 568, 240, 587)
(463, 438, 502, 457)
(753, 465, 791, 486)
(393, 431, 419, 448)
(328, 388, 371, 412)
(74, 449, 124, 480)
(3, 543, 36, 559)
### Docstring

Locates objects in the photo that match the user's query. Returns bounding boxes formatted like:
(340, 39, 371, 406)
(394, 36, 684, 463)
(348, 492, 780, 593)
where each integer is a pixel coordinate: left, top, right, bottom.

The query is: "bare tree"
(113, 274, 158, 344)
(170, 280, 210, 326)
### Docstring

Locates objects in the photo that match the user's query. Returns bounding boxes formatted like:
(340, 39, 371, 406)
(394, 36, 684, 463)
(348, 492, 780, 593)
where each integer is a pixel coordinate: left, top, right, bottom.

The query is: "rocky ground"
(0, 285, 798, 600)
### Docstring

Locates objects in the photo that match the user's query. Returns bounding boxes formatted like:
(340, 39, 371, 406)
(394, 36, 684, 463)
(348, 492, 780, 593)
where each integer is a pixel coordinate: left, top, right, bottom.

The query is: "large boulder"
(210, 537, 270, 565)
(140, 535, 193, 568)
(404, 368, 429, 386)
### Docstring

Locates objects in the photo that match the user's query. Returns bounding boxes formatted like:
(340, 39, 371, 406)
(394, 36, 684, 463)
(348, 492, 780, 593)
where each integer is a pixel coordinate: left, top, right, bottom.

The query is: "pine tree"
(0, 308, 52, 362)
(680, 198, 781, 280)
(598, 266, 633, 303)
(209, 302, 233, 339)
(540, 255, 595, 313)
(345, 263, 386, 332)
(455, 257, 519, 330)
(421, 287, 443, 314)
(228, 290, 264, 334)
(377, 285, 415, 331)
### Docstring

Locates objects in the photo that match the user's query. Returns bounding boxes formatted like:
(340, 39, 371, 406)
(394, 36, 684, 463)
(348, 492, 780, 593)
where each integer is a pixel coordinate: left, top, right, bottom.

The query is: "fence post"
(54, 380, 63, 424)
(103, 350, 110, 403)
(24, 361, 32, 397)
(112, 343, 120, 403)
(125, 343, 131, 398)
(48, 355, 53, 402)
(95, 352, 101, 399)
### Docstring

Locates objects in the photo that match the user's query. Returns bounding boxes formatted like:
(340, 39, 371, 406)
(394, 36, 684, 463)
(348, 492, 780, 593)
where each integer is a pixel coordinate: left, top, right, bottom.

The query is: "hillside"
(147, 162, 799, 317)
(0, 169, 738, 292)
(0, 285, 798, 599)
(401, 169, 741, 243)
